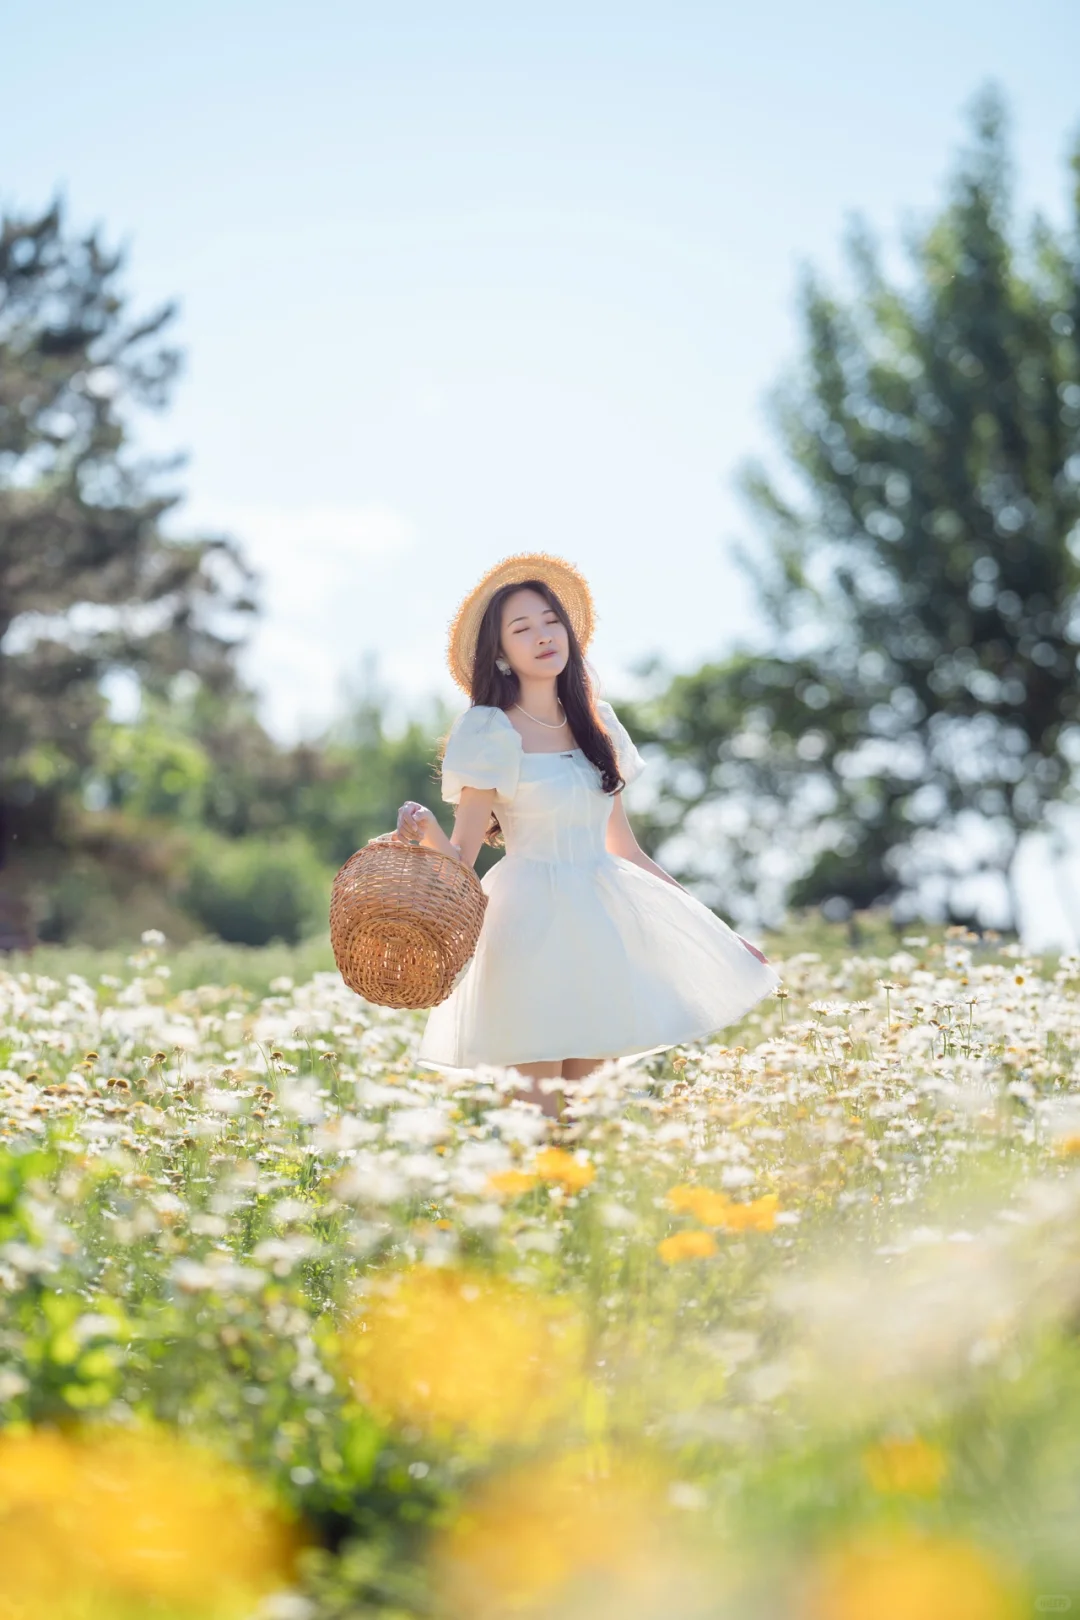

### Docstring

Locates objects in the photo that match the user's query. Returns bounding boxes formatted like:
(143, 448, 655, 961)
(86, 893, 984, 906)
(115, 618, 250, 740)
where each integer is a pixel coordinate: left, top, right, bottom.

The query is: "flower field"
(2, 924, 1080, 1618)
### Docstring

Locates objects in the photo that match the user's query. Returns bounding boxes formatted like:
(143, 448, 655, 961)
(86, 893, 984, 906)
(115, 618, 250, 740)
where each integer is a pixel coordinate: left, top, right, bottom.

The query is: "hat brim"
(447, 552, 596, 694)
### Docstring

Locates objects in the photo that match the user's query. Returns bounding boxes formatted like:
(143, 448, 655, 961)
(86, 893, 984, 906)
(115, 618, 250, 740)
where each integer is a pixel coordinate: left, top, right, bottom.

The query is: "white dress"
(417, 701, 780, 1071)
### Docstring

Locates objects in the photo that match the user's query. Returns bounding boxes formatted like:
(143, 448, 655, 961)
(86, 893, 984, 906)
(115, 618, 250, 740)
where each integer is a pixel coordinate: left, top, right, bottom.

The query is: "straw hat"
(447, 552, 596, 694)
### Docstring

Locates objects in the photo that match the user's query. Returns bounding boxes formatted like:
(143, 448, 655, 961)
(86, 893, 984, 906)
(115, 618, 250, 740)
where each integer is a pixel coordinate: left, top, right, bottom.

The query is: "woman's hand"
(397, 789, 502, 868)
(394, 801, 441, 846)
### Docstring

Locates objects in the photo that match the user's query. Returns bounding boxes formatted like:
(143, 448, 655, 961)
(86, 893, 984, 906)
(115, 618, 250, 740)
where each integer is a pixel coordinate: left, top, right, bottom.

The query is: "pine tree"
(0, 198, 254, 866)
(635, 90, 1080, 928)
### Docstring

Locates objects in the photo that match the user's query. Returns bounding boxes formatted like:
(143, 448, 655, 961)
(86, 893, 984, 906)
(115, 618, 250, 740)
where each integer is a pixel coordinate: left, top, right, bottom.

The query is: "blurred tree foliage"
(91, 681, 450, 864)
(630, 90, 1080, 927)
(0, 197, 453, 946)
(179, 831, 332, 949)
(86, 685, 452, 945)
(0, 198, 253, 864)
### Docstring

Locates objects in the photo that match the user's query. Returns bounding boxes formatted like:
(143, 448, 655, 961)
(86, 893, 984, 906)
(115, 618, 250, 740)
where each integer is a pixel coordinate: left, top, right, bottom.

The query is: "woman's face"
(499, 588, 569, 681)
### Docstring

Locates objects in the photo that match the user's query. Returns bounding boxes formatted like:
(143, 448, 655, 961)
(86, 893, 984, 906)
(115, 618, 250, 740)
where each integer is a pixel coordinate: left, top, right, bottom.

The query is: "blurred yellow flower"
(805, 1527, 1026, 1620)
(435, 1449, 709, 1620)
(721, 1193, 780, 1232)
(0, 1427, 297, 1619)
(534, 1147, 595, 1192)
(487, 1168, 540, 1198)
(666, 1184, 732, 1224)
(1053, 1133, 1080, 1157)
(862, 1435, 948, 1495)
(666, 1187, 780, 1231)
(343, 1265, 584, 1443)
(658, 1230, 718, 1263)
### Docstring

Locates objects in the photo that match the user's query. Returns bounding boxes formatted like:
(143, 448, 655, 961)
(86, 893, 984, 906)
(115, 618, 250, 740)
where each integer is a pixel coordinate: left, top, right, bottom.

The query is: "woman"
(395, 553, 780, 1115)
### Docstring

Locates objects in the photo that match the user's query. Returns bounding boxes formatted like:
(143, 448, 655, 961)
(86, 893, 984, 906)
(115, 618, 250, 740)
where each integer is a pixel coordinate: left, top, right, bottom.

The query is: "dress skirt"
(417, 850, 780, 1071)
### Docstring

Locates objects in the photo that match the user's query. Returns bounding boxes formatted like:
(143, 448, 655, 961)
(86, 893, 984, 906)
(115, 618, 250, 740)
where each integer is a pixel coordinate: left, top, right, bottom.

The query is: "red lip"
(537, 650, 557, 659)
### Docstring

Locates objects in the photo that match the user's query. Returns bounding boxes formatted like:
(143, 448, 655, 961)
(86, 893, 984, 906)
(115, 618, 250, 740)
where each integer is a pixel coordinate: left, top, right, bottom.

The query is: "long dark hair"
(444, 578, 624, 846)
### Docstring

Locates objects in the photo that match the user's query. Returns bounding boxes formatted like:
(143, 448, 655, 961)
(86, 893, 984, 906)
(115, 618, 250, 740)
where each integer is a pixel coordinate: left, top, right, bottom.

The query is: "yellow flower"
(342, 1265, 584, 1443)
(657, 1229, 718, 1263)
(434, 1449, 708, 1620)
(862, 1435, 948, 1495)
(665, 1184, 733, 1224)
(667, 1187, 780, 1231)
(534, 1147, 595, 1192)
(807, 1526, 1026, 1620)
(720, 1193, 780, 1232)
(487, 1169, 540, 1198)
(1054, 1134, 1080, 1157)
(0, 1427, 297, 1618)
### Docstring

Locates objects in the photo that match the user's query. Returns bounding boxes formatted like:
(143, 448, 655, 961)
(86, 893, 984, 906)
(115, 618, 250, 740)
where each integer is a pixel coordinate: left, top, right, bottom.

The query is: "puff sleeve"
(597, 700, 647, 786)
(441, 706, 522, 806)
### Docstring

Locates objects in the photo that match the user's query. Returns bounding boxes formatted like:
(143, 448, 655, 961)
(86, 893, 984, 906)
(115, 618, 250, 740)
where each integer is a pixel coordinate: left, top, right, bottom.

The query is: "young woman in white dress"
(394, 554, 780, 1116)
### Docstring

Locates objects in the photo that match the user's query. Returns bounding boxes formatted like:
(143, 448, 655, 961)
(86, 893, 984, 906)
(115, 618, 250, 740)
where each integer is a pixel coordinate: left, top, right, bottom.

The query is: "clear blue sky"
(4, 0, 1078, 755)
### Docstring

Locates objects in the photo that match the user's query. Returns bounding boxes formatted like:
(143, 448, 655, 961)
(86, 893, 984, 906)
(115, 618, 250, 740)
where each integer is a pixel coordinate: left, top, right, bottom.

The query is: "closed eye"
(510, 614, 560, 633)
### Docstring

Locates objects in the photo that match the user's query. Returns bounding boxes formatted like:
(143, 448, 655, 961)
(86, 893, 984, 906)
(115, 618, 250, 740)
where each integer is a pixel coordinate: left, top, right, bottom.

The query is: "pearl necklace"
(514, 702, 567, 730)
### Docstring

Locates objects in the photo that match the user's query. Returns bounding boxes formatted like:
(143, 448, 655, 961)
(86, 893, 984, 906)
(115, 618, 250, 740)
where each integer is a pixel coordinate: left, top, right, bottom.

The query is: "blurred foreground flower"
(487, 1168, 540, 1198)
(534, 1148, 595, 1192)
(342, 1265, 585, 1443)
(722, 1193, 779, 1232)
(666, 1186, 780, 1231)
(435, 1449, 713, 1620)
(666, 1185, 732, 1224)
(802, 1526, 1027, 1620)
(862, 1435, 948, 1495)
(772, 1174, 1080, 1411)
(0, 1426, 298, 1619)
(658, 1230, 718, 1263)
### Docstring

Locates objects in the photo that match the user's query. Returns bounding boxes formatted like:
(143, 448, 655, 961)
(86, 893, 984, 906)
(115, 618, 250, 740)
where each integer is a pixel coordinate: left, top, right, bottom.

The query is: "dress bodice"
(499, 750, 614, 864)
(439, 700, 646, 866)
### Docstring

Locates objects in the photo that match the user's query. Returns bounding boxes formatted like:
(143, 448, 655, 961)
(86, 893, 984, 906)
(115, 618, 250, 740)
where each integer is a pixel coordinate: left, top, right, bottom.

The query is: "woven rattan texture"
(329, 840, 488, 1010)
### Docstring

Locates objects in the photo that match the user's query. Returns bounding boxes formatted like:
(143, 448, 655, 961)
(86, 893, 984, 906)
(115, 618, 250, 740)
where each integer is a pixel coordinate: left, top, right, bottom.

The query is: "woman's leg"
(560, 1057, 605, 1082)
(557, 1057, 606, 1114)
(508, 1058, 609, 1119)
(510, 1060, 563, 1118)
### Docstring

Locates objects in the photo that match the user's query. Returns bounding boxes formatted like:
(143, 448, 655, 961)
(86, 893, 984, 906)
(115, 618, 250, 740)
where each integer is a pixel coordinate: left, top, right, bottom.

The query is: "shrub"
(181, 833, 331, 946)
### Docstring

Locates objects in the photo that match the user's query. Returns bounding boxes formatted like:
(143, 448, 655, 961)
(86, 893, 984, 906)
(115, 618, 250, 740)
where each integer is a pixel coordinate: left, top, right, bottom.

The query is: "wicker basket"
(329, 837, 488, 1010)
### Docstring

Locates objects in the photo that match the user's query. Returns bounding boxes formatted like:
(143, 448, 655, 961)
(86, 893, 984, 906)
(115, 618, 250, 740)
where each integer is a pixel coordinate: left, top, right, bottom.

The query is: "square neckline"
(493, 705, 584, 757)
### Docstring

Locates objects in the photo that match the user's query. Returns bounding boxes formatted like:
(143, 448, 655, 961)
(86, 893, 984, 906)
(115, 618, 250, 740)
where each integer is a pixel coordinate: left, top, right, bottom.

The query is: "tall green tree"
(0, 198, 253, 864)
(634, 90, 1080, 928)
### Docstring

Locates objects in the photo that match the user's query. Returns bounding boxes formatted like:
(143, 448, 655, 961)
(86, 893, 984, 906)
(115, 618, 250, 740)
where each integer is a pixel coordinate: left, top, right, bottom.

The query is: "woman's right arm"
(394, 785, 496, 868)
(448, 786, 498, 867)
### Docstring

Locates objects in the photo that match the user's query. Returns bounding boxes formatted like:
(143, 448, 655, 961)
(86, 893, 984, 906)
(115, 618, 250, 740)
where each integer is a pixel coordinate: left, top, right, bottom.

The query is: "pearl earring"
(496, 657, 511, 674)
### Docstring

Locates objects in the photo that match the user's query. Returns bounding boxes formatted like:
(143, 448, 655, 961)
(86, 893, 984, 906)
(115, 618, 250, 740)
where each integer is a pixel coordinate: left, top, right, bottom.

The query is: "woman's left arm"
(605, 796, 771, 964)
(605, 794, 684, 890)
